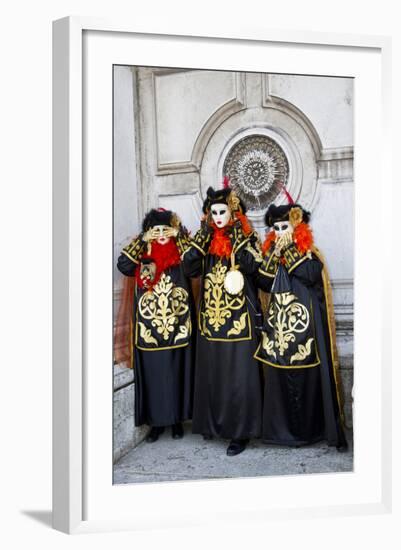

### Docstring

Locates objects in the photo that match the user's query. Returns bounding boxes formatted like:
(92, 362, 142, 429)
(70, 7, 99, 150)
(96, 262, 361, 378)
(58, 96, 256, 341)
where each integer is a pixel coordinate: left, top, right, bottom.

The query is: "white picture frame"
(52, 16, 392, 534)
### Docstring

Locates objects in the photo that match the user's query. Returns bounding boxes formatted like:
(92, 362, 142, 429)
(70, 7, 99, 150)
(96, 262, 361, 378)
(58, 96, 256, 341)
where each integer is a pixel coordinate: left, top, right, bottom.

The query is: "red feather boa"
(136, 239, 181, 290)
(293, 222, 314, 253)
(208, 212, 253, 258)
(262, 222, 314, 255)
(209, 222, 233, 258)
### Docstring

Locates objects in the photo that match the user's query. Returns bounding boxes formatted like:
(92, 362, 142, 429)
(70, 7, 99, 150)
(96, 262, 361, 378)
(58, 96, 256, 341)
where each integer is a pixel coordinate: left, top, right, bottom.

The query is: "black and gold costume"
(182, 187, 264, 441)
(117, 210, 194, 428)
(256, 204, 347, 449)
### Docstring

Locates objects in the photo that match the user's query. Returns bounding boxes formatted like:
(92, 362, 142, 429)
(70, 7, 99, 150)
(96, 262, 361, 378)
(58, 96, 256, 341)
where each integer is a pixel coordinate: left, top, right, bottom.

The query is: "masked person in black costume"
(179, 178, 264, 456)
(255, 202, 348, 451)
(116, 208, 194, 443)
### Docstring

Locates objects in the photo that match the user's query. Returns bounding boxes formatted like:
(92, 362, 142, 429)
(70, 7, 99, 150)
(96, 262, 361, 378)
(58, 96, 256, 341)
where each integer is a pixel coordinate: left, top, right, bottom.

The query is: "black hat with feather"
(202, 176, 247, 214)
(264, 204, 310, 227)
(264, 183, 310, 227)
(142, 208, 180, 232)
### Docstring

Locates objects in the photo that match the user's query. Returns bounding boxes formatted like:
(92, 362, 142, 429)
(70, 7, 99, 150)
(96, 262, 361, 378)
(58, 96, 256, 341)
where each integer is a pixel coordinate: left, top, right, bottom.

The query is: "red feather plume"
(223, 175, 230, 189)
(278, 181, 294, 204)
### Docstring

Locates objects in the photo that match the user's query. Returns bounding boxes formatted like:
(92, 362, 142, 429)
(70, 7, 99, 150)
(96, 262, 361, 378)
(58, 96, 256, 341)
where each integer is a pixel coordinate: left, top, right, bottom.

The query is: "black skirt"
(134, 344, 193, 427)
(191, 334, 263, 440)
(262, 366, 325, 445)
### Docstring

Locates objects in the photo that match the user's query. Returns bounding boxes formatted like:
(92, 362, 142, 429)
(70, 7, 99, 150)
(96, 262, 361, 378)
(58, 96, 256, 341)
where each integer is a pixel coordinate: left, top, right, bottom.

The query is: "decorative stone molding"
(262, 74, 323, 158)
(331, 278, 354, 334)
(318, 146, 354, 184)
(219, 127, 300, 217)
(201, 106, 319, 231)
(222, 133, 289, 211)
(153, 70, 246, 174)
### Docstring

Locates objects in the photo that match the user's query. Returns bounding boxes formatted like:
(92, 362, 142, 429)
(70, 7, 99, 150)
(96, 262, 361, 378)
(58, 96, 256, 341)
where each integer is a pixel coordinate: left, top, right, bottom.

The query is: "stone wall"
(113, 67, 354, 461)
(113, 365, 149, 462)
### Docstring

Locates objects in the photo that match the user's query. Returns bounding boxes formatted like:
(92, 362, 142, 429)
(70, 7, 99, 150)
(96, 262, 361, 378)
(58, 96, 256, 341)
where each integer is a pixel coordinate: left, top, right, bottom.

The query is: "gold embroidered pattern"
(245, 241, 263, 263)
(138, 322, 158, 345)
(174, 316, 192, 344)
(202, 260, 245, 332)
(122, 236, 145, 264)
(138, 274, 189, 341)
(290, 337, 314, 363)
(267, 292, 310, 355)
(227, 312, 248, 336)
(261, 332, 277, 359)
(259, 249, 279, 278)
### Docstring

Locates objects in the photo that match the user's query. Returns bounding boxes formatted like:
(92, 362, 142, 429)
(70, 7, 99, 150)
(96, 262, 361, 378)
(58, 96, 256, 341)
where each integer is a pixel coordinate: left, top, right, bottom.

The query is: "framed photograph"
(53, 17, 392, 534)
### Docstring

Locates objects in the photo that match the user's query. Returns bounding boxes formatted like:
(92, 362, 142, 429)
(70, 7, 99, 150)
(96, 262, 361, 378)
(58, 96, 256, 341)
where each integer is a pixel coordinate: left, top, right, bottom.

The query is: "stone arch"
(190, 72, 246, 170)
(197, 97, 323, 230)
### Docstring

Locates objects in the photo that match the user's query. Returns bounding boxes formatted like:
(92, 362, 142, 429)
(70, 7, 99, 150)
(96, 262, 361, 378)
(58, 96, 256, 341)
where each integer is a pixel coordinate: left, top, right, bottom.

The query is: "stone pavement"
(113, 425, 353, 484)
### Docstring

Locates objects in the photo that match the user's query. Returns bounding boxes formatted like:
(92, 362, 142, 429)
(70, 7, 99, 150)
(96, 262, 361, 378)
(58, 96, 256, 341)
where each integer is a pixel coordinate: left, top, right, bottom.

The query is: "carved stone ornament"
(223, 134, 289, 211)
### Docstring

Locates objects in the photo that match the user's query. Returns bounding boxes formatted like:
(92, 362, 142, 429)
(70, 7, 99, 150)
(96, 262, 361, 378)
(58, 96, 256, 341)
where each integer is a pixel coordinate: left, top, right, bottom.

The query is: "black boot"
(171, 423, 184, 439)
(203, 434, 213, 441)
(146, 426, 164, 443)
(226, 439, 248, 456)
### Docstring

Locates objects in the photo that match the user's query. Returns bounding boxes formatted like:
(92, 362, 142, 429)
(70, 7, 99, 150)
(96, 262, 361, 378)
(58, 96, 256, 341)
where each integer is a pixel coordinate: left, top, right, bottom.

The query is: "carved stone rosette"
(223, 134, 289, 211)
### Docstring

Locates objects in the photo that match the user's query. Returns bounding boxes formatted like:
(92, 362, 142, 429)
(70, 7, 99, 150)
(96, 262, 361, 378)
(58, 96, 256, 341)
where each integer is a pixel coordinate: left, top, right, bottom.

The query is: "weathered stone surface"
(340, 364, 354, 429)
(112, 354, 354, 464)
(113, 426, 353, 484)
(268, 74, 353, 149)
(113, 382, 148, 462)
(114, 363, 134, 391)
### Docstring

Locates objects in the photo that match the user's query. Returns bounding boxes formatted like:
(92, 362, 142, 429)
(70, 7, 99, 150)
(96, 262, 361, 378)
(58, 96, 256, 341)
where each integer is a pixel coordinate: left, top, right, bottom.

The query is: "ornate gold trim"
(138, 321, 158, 345)
(198, 306, 253, 342)
(315, 247, 345, 425)
(227, 311, 248, 336)
(234, 236, 250, 253)
(245, 241, 263, 263)
(190, 240, 207, 256)
(258, 266, 275, 278)
(138, 274, 189, 341)
(267, 292, 311, 356)
(134, 316, 191, 351)
(286, 254, 308, 273)
(290, 337, 314, 363)
(254, 342, 320, 369)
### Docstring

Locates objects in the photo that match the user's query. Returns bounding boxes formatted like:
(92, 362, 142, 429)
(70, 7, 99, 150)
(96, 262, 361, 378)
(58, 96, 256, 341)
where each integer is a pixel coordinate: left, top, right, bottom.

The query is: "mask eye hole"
(212, 209, 218, 216)
(219, 209, 226, 215)
(273, 225, 280, 232)
(282, 224, 288, 231)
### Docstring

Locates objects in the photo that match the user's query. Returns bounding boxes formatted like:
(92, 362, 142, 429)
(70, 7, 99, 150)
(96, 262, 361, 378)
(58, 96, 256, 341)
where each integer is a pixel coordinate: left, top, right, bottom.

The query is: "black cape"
(256, 244, 347, 447)
(117, 253, 194, 427)
(183, 232, 263, 440)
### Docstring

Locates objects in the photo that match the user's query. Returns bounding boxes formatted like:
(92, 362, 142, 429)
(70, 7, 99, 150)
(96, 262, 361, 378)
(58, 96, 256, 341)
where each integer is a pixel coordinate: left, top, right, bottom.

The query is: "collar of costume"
(208, 212, 254, 258)
(262, 222, 314, 255)
(136, 239, 181, 289)
(209, 222, 233, 258)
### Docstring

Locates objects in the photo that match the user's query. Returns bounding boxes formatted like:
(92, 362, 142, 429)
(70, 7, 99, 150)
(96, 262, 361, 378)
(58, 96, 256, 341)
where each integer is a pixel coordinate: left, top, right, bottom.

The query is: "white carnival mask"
(211, 203, 231, 228)
(273, 220, 294, 237)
